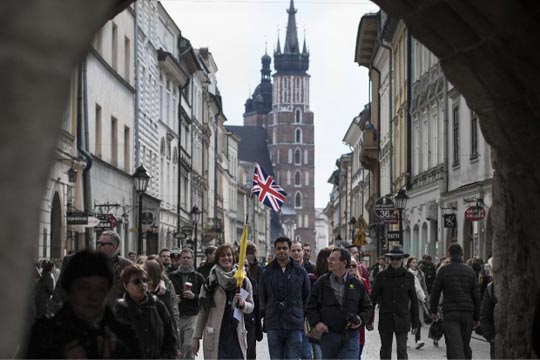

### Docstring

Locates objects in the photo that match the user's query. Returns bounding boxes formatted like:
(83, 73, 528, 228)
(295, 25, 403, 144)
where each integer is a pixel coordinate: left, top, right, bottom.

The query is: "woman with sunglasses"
(191, 243, 254, 359)
(114, 264, 178, 359)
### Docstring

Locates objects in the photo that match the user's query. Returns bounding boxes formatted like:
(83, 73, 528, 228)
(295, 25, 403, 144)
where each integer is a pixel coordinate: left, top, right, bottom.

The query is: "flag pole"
(234, 214, 249, 290)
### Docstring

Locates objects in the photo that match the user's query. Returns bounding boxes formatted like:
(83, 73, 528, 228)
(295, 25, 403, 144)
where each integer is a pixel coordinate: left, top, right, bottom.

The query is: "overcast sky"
(161, 0, 380, 208)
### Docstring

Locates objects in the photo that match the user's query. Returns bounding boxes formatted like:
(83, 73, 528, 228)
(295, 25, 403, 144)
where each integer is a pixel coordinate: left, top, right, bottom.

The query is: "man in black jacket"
(306, 248, 372, 359)
(169, 248, 204, 359)
(430, 244, 481, 359)
(259, 236, 310, 360)
(371, 246, 420, 360)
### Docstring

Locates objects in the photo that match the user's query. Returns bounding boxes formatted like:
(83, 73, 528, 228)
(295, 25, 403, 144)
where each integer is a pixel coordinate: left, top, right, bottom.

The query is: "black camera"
(346, 313, 362, 326)
(278, 301, 286, 310)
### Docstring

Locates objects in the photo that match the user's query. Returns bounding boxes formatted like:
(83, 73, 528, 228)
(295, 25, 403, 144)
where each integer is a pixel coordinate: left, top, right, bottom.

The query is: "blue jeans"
(311, 342, 323, 359)
(320, 330, 359, 359)
(267, 329, 303, 360)
(301, 332, 312, 360)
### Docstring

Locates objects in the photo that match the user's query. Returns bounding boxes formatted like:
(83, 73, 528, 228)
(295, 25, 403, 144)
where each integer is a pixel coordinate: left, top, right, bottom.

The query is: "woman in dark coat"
(114, 264, 177, 359)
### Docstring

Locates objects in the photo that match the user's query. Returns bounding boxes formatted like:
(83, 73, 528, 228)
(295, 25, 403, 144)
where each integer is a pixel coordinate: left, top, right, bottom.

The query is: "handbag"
(428, 319, 444, 341)
(304, 318, 322, 341)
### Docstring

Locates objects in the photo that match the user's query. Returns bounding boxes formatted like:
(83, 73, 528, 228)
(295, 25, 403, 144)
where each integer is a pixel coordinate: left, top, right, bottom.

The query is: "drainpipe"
(77, 59, 93, 249)
(380, 40, 393, 194)
(406, 32, 412, 189)
(177, 71, 190, 236)
(134, 3, 140, 167)
(371, 65, 382, 198)
(442, 77, 449, 194)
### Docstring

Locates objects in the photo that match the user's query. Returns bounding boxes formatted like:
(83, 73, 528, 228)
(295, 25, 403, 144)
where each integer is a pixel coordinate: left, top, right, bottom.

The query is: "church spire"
(302, 29, 308, 54)
(275, 29, 282, 54)
(283, 0, 299, 54)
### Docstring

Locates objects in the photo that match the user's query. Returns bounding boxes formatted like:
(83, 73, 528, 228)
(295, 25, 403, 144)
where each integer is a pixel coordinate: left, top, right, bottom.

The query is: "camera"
(346, 313, 362, 326)
(278, 301, 286, 310)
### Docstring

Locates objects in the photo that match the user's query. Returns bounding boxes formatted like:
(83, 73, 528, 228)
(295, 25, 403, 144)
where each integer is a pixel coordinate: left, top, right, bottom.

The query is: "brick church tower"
(244, 0, 316, 250)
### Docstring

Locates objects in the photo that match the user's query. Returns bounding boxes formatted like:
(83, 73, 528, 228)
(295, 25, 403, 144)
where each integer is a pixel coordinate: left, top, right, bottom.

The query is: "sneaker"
(433, 340, 439, 347)
(415, 340, 425, 349)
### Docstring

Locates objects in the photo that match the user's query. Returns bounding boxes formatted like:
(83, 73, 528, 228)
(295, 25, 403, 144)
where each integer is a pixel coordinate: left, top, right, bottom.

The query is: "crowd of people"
(28, 229, 500, 359)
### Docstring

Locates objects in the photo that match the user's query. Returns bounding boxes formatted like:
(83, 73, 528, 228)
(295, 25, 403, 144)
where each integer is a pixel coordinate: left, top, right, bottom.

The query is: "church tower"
(270, 0, 315, 249)
(243, 0, 315, 250)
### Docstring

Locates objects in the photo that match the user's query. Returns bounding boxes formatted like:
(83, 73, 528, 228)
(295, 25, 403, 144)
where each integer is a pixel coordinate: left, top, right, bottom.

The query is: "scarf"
(199, 264, 238, 309)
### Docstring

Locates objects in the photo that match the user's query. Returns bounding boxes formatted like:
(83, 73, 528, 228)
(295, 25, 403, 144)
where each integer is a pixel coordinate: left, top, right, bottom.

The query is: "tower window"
(294, 149, 301, 165)
(295, 109, 301, 123)
(295, 192, 302, 208)
(283, 78, 289, 103)
(295, 128, 302, 143)
(295, 77, 301, 102)
(295, 171, 301, 186)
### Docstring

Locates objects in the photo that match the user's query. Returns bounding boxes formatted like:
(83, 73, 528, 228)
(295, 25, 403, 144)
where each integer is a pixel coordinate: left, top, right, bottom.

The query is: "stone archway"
(50, 192, 63, 260)
(373, 1, 540, 356)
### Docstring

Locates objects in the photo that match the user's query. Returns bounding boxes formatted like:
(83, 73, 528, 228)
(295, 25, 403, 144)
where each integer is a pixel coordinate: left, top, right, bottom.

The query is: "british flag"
(252, 163, 287, 212)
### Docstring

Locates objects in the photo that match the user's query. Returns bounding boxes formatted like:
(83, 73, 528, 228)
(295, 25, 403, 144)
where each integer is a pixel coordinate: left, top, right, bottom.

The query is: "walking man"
(306, 248, 372, 359)
(169, 248, 205, 359)
(430, 244, 481, 359)
(370, 246, 420, 359)
(260, 237, 310, 359)
(196, 246, 216, 279)
(302, 243, 315, 274)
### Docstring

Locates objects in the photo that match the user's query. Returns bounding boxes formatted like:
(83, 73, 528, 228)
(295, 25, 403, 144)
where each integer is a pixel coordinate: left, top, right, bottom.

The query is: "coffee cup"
(184, 282, 192, 291)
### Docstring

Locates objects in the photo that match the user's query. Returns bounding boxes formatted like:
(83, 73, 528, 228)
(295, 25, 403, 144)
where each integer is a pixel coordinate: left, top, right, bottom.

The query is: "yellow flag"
(234, 222, 249, 288)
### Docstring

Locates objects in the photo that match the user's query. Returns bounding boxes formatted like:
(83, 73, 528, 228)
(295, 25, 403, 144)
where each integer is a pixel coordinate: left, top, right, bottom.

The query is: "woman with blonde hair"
(191, 243, 254, 359)
(407, 256, 428, 349)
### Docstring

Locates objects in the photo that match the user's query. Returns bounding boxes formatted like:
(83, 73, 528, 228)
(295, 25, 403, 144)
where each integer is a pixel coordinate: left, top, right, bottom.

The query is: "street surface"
(196, 318, 491, 359)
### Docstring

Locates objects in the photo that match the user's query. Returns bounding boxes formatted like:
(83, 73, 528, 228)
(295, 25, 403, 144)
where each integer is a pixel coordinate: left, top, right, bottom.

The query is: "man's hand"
(473, 320, 480, 330)
(315, 322, 329, 334)
(411, 327, 418, 335)
(431, 313, 440, 321)
(183, 290, 195, 299)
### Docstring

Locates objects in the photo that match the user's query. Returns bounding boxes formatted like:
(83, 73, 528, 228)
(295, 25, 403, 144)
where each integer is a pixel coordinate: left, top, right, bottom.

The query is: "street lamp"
(394, 188, 409, 247)
(190, 205, 201, 268)
(349, 216, 357, 244)
(133, 165, 150, 255)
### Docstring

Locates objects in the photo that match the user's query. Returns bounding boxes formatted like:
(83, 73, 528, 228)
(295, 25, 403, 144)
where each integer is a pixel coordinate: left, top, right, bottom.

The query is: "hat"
(384, 245, 409, 258)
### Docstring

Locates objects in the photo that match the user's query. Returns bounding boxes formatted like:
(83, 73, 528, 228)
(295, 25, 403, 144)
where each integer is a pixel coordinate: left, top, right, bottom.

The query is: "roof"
(224, 126, 274, 176)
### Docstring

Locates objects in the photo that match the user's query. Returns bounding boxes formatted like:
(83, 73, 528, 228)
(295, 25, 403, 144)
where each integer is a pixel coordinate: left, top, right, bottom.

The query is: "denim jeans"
(443, 311, 474, 359)
(311, 342, 323, 359)
(267, 329, 303, 360)
(301, 332, 312, 360)
(319, 330, 359, 359)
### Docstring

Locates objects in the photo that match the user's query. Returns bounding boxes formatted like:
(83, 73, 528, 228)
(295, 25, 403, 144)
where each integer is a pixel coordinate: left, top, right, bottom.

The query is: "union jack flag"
(252, 163, 287, 212)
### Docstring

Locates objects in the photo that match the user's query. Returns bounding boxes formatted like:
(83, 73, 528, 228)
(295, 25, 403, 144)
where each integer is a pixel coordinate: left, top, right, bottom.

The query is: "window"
(295, 77, 301, 102)
(471, 111, 478, 160)
(283, 78, 289, 103)
(295, 171, 301, 186)
(111, 116, 118, 166)
(124, 126, 130, 172)
(294, 149, 301, 165)
(453, 106, 460, 166)
(288, 149, 292, 164)
(305, 171, 309, 185)
(295, 128, 302, 143)
(287, 171, 291, 185)
(295, 109, 301, 123)
(295, 192, 302, 208)
(111, 23, 118, 71)
(95, 104, 102, 158)
(304, 149, 308, 164)
(124, 36, 130, 81)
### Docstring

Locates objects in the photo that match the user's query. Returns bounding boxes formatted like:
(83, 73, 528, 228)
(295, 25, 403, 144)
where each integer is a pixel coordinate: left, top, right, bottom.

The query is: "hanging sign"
(464, 206, 486, 222)
(443, 214, 457, 228)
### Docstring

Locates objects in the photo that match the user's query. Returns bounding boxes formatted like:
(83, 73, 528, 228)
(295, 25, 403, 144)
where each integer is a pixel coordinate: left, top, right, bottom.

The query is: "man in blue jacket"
(260, 237, 310, 359)
(306, 247, 372, 359)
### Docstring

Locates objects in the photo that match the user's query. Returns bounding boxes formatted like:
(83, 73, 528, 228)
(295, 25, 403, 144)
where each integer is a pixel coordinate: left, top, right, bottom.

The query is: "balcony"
(179, 146, 192, 171)
(360, 126, 379, 171)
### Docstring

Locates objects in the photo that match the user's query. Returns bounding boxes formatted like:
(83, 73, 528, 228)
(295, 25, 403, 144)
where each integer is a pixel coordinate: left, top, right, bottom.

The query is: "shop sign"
(67, 211, 88, 225)
(464, 206, 486, 222)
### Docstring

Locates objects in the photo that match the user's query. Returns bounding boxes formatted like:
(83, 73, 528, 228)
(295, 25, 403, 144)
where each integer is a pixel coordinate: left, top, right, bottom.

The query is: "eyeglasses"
(327, 257, 340, 262)
(390, 257, 403, 261)
(96, 241, 114, 247)
(130, 278, 148, 285)
(349, 264, 357, 269)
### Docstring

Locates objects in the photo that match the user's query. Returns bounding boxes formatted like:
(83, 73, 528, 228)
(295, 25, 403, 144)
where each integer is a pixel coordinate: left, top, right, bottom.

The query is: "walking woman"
(348, 257, 373, 359)
(34, 260, 55, 319)
(407, 256, 428, 349)
(191, 243, 254, 359)
(114, 264, 177, 359)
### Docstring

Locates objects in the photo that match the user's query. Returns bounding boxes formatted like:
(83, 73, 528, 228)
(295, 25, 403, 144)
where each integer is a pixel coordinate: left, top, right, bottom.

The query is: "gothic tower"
(243, 0, 315, 250)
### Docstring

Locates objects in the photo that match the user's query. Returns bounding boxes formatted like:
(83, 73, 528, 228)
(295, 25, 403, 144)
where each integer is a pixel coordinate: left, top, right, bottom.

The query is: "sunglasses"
(130, 278, 148, 285)
(96, 241, 114, 246)
(390, 257, 403, 261)
(349, 264, 357, 268)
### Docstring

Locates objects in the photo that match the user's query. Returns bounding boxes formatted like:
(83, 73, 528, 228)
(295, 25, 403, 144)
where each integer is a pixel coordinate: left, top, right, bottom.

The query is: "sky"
(161, 0, 380, 208)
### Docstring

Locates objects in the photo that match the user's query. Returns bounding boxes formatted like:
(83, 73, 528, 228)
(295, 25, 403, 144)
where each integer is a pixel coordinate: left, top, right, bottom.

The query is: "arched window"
(172, 147, 178, 164)
(294, 149, 301, 165)
(295, 192, 302, 208)
(295, 77, 301, 102)
(295, 109, 301, 123)
(160, 138, 166, 155)
(283, 78, 289, 103)
(294, 171, 301, 186)
(295, 128, 302, 143)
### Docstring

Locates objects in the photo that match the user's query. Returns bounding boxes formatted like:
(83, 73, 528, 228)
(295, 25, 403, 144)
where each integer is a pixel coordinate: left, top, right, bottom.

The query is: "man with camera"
(260, 237, 310, 359)
(306, 248, 372, 359)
